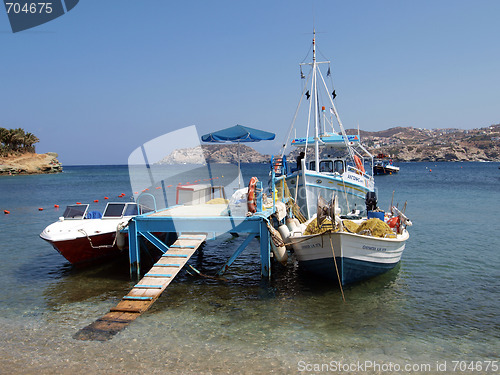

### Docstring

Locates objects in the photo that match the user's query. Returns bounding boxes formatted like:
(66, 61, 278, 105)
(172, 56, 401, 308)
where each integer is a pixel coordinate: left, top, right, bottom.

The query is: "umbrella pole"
(238, 141, 241, 189)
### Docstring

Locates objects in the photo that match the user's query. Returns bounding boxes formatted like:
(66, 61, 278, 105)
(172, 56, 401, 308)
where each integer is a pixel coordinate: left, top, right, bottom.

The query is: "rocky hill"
(157, 144, 270, 164)
(346, 124, 500, 162)
(0, 152, 63, 175)
(157, 124, 500, 164)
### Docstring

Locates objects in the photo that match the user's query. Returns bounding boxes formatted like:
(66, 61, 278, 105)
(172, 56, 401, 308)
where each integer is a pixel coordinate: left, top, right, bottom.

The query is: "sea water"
(0, 162, 498, 374)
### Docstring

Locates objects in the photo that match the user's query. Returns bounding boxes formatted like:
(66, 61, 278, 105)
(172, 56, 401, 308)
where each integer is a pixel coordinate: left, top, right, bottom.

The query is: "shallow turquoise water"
(0, 162, 498, 374)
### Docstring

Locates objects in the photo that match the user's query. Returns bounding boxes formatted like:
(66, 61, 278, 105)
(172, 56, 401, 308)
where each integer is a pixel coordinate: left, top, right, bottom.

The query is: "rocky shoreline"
(0, 152, 63, 175)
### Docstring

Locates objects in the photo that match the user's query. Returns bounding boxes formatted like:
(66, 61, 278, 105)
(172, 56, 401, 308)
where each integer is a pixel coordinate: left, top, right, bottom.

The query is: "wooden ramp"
(74, 234, 206, 341)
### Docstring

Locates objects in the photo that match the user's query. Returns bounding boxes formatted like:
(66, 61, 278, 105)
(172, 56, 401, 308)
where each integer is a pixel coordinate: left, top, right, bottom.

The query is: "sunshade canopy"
(201, 125, 275, 143)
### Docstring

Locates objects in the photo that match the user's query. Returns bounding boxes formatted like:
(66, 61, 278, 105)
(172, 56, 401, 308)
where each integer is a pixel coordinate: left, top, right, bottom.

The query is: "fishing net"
(355, 218, 396, 238)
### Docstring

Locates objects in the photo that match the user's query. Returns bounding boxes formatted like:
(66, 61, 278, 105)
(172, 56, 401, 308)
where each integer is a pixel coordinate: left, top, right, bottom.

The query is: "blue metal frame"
(128, 206, 272, 280)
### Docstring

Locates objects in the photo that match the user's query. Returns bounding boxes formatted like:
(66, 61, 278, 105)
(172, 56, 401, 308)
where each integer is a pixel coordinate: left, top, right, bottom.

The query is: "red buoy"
(76, 202, 81, 205)
(104, 196, 109, 200)
(94, 199, 99, 203)
(54, 204, 59, 208)
(38, 208, 44, 211)
(4, 210, 10, 214)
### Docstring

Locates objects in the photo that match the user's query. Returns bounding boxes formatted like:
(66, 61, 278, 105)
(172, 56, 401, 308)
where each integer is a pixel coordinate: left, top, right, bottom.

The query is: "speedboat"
(40, 202, 140, 265)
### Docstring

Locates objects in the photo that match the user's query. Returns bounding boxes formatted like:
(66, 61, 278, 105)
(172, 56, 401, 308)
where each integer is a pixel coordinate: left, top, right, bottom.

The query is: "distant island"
(0, 127, 62, 175)
(159, 124, 500, 164)
(346, 123, 500, 162)
(157, 144, 270, 165)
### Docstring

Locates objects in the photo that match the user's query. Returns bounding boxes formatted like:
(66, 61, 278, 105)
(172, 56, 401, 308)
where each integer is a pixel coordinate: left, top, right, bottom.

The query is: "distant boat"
(373, 154, 400, 175)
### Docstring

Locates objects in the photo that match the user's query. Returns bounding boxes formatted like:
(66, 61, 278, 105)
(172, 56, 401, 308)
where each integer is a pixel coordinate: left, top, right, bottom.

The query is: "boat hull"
(42, 232, 123, 265)
(373, 165, 399, 175)
(289, 230, 409, 285)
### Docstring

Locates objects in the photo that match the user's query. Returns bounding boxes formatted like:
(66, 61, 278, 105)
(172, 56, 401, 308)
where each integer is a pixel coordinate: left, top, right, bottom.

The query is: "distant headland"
(0, 127, 62, 175)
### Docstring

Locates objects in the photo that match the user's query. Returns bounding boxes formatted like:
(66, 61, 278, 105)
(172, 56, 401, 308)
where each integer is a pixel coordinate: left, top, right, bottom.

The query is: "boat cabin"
(307, 159, 345, 174)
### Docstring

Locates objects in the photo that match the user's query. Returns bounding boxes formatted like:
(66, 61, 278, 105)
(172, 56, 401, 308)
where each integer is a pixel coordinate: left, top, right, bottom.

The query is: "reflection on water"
(0, 163, 498, 373)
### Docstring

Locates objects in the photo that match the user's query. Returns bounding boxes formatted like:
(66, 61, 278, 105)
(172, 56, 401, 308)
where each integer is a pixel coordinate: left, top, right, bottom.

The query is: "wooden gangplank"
(74, 234, 206, 341)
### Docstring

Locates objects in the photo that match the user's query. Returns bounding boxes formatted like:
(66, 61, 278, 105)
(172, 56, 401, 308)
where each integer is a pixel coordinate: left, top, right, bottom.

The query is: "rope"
(328, 232, 346, 302)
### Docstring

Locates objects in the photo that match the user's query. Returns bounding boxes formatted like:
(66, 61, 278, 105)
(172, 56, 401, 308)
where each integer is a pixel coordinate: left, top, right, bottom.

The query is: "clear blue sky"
(1, 0, 499, 165)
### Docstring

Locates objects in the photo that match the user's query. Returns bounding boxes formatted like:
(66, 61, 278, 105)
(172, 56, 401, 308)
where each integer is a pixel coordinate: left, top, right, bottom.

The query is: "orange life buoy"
(247, 177, 259, 213)
(354, 155, 365, 174)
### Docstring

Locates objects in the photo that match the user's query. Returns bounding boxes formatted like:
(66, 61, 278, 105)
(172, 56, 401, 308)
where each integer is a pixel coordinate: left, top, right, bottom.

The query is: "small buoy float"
(167, 185, 172, 188)
(4, 210, 10, 214)
(38, 208, 43, 211)
(104, 196, 109, 200)
(54, 204, 59, 208)
(76, 202, 81, 205)
(94, 199, 99, 203)
(156, 187, 161, 189)
(134, 192, 138, 194)
(429, 169, 432, 172)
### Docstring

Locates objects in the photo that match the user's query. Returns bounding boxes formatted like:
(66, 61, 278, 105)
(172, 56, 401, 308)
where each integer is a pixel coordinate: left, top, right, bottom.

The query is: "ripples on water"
(0, 162, 498, 373)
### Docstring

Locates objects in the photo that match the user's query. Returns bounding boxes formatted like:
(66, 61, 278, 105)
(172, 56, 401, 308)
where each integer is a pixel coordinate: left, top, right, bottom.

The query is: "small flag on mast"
(305, 90, 310, 100)
(332, 90, 336, 99)
(327, 66, 331, 77)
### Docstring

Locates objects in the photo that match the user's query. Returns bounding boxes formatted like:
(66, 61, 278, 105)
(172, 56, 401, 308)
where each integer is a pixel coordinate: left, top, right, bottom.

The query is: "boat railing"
(346, 165, 374, 182)
(136, 193, 158, 214)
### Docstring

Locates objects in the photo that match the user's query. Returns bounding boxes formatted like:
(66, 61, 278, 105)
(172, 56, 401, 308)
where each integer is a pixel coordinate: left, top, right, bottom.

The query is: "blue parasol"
(201, 125, 275, 188)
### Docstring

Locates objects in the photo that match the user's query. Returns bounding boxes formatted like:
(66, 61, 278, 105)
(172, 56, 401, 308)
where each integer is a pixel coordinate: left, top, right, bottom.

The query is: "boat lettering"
(302, 243, 322, 249)
(362, 245, 387, 252)
(347, 174, 362, 183)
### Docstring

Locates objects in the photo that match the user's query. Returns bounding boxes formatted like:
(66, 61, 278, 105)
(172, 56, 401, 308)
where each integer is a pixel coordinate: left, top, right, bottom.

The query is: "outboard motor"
(365, 192, 378, 212)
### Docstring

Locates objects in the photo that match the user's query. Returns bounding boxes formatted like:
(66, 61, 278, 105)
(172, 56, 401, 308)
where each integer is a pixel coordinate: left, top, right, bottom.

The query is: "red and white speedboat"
(40, 202, 139, 265)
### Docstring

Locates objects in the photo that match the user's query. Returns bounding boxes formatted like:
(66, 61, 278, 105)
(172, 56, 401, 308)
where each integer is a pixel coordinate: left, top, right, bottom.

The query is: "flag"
(306, 90, 310, 100)
(332, 90, 336, 99)
(327, 66, 331, 77)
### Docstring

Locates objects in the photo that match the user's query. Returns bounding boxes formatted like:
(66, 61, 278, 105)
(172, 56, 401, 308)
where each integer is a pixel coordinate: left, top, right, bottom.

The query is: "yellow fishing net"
(355, 218, 396, 238)
(304, 218, 395, 238)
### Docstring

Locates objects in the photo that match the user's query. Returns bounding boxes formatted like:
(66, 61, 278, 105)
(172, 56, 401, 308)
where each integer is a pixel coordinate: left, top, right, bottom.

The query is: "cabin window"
(334, 160, 344, 174)
(63, 204, 88, 219)
(124, 203, 138, 216)
(308, 161, 315, 170)
(319, 161, 333, 173)
(103, 203, 126, 218)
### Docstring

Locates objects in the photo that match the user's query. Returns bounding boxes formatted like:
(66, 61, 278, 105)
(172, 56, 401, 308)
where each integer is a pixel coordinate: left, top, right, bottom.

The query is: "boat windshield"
(124, 203, 138, 216)
(63, 204, 89, 219)
(103, 203, 127, 218)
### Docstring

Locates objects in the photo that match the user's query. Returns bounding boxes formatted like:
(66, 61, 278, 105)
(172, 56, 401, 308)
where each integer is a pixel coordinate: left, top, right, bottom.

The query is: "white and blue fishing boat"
(271, 31, 411, 286)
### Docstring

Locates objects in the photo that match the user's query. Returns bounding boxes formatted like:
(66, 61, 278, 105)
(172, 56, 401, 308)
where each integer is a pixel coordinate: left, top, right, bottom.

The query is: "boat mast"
(313, 30, 320, 172)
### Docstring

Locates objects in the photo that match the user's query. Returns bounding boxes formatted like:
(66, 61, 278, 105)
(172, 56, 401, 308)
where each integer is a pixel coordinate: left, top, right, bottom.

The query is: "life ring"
(354, 155, 365, 174)
(274, 158, 282, 173)
(247, 176, 259, 213)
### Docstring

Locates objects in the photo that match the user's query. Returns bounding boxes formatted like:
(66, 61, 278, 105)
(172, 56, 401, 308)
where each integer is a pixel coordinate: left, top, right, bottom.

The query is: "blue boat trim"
(298, 257, 400, 285)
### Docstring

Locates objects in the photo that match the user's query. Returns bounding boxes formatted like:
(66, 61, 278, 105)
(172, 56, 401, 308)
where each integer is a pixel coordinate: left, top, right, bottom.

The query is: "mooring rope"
(328, 231, 346, 302)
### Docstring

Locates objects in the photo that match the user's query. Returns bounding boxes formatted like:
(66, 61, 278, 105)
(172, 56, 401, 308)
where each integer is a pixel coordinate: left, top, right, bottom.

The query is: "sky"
(1, 0, 499, 165)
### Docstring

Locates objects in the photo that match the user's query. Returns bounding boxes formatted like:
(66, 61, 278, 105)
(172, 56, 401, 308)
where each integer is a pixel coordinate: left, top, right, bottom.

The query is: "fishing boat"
(270, 31, 411, 286)
(40, 202, 140, 265)
(373, 153, 400, 175)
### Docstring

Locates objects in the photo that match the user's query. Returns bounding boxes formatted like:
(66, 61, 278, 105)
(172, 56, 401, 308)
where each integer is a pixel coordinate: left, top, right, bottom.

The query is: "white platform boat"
(40, 202, 140, 265)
